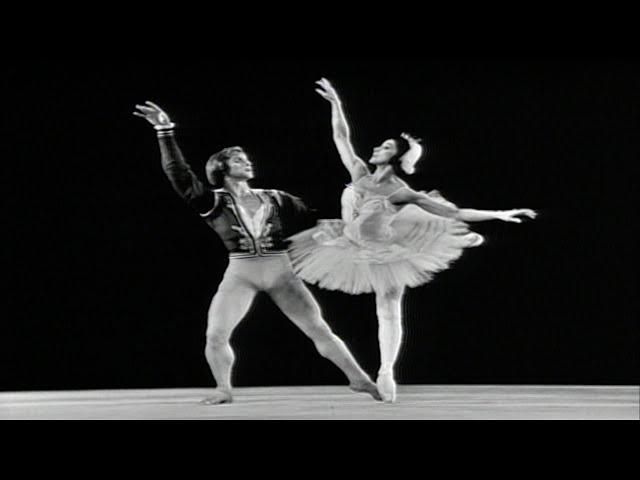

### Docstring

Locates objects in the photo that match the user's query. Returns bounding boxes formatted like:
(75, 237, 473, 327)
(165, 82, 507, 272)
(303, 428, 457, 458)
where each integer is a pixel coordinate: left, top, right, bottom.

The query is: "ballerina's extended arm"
(316, 78, 369, 182)
(390, 188, 537, 224)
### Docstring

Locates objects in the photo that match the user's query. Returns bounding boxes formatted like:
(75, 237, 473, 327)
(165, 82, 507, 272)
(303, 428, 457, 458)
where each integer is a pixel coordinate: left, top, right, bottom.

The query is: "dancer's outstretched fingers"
(136, 105, 156, 113)
(516, 210, 527, 219)
(319, 78, 337, 94)
(145, 101, 163, 111)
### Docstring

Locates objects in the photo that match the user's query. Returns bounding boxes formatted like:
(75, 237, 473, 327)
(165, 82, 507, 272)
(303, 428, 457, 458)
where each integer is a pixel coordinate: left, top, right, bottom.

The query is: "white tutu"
(288, 184, 484, 295)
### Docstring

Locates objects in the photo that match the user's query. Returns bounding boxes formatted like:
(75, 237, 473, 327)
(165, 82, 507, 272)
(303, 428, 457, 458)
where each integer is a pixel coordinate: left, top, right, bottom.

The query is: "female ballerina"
(288, 79, 537, 403)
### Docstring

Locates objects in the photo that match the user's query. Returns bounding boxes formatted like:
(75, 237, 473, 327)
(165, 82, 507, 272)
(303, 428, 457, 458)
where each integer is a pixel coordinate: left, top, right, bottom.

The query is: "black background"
(2, 60, 637, 392)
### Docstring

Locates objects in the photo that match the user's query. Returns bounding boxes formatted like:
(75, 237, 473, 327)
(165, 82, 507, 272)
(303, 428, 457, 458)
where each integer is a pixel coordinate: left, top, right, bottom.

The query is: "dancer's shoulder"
(263, 189, 303, 198)
(258, 188, 283, 198)
(256, 189, 288, 206)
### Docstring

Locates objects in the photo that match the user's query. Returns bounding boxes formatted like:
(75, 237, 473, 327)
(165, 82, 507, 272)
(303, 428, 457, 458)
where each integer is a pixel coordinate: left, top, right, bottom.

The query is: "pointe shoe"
(468, 233, 485, 247)
(376, 373, 397, 404)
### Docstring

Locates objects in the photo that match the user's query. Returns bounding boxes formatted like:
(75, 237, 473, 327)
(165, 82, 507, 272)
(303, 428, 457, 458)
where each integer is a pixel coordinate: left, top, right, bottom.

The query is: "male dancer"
(134, 102, 380, 405)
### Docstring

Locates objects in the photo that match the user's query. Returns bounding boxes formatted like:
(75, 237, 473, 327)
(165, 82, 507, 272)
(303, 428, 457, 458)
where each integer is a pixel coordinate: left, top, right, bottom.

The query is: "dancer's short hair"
(206, 146, 245, 186)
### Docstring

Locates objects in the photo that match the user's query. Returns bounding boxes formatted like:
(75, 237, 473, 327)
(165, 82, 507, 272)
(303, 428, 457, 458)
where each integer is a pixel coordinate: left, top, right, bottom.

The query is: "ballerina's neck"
(372, 165, 395, 184)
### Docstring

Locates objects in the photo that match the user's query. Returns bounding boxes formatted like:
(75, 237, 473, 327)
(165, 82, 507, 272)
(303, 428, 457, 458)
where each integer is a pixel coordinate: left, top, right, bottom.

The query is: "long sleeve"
(276, 191, 319, 236)
(157, 129, 217, 216)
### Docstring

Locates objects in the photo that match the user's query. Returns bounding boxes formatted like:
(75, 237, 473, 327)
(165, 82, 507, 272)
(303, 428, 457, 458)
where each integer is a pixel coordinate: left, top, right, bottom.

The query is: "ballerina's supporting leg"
(375, 286, 406, 403)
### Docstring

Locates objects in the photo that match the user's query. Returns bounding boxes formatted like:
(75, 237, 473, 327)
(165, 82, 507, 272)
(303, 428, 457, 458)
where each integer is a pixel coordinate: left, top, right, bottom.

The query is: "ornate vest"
(200, 189, 306, 258)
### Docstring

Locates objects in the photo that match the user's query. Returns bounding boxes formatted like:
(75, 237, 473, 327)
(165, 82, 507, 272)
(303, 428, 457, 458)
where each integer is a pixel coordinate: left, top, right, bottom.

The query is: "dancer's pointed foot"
(200, 389, 234, 406)
(468, 233, 485, 247)
(350, 379, 383, 402)
(376, 373, 397, 404)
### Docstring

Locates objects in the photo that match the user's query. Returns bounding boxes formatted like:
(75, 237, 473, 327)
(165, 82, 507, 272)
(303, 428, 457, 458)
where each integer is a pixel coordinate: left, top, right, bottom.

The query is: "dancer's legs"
(375, 286, 405, 403)
(268, 275, 381, 401)
(202, 269, 257, 405)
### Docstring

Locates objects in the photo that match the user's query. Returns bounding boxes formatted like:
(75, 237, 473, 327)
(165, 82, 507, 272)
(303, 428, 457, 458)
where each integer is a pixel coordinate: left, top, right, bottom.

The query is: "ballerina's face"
(369, 140, 399, 165)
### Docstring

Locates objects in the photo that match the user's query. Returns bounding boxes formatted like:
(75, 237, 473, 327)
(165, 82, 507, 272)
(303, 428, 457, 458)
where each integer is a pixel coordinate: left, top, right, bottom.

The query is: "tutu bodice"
(288, 175, 484, 295)
(341, 184, 401, 245)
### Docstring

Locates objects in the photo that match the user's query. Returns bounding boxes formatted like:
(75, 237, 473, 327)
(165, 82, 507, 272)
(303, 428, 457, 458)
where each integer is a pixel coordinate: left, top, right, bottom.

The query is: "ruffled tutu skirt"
(288, 204, 484, 295)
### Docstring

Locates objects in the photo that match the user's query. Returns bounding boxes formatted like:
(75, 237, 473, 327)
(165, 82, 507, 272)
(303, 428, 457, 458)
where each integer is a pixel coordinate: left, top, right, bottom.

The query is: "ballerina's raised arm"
(316, 78, 370, 182)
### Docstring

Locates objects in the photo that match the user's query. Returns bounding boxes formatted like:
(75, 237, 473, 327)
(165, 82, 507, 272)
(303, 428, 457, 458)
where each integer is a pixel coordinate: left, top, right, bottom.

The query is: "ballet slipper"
(350, 380, 383, 402)
(200, 389, 234, 406)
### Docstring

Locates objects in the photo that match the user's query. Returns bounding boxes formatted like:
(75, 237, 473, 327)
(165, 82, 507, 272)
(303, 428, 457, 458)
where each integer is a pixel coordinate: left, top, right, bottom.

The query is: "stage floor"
(1, 385, 638, 420)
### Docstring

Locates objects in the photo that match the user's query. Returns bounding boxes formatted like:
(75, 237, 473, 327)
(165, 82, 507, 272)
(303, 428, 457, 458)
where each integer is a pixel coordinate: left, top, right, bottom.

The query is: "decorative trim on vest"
(210, 189, 290, 258)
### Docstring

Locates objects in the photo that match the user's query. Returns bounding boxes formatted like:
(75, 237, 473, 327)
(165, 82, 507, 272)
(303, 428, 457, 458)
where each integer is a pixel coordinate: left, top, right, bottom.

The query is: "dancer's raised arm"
(134, 101, 215, 215)
(316, 78, 369, 182)
(390, 188, 537, 223)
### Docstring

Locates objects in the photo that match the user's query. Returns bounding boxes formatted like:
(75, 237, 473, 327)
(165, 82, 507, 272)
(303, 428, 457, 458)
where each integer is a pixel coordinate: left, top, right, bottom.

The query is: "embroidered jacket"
(158, 130, 314, 258)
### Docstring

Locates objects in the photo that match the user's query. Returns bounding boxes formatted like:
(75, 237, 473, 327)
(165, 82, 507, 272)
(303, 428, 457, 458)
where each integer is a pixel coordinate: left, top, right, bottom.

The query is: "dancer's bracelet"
(156, 125, 176, 139)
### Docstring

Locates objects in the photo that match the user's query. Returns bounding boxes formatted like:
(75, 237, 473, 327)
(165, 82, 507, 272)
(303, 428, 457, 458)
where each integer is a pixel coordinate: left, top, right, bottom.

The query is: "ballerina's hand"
(496, 209, 538, 223)
(401, 132, 423, 146)
(315, 78, 341, 104)
(133, 101, 174, 128)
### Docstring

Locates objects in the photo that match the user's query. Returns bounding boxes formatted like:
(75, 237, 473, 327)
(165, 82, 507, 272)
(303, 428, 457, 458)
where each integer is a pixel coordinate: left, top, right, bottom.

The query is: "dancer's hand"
(315, 78, 342, 104)
(401, 132, 422, 146)
(133, 101, 175, 129)
(495, 209, 538, 223)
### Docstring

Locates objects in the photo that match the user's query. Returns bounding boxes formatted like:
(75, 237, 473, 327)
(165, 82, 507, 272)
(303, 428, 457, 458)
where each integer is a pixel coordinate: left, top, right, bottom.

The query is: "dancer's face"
(369, 140, 399, 165)
(226, 152, 255, 181)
